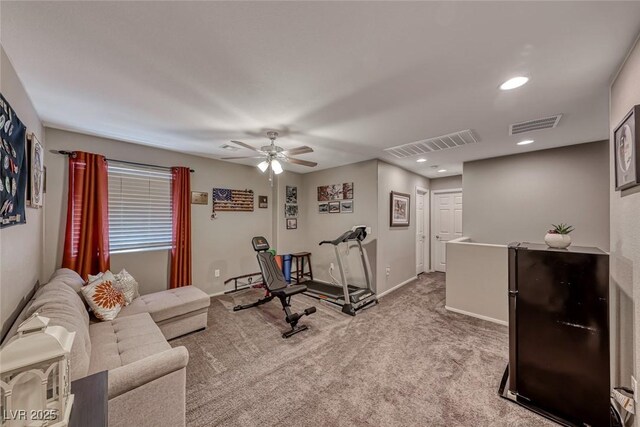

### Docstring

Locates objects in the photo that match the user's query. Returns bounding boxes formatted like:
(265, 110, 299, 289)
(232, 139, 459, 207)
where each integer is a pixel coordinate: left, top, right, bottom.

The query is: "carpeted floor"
(172, 273, 553, 426)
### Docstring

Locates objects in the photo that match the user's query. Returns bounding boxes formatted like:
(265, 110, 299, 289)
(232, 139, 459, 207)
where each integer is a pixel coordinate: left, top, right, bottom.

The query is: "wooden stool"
(291, 252, 313, 284)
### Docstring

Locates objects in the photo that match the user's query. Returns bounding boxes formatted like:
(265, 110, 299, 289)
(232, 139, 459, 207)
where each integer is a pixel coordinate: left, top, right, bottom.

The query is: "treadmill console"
(252, 236, 270, 252)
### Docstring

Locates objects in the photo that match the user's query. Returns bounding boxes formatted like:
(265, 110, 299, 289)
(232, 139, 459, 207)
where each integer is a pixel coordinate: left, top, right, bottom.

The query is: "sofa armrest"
(107, 346, 189, 399)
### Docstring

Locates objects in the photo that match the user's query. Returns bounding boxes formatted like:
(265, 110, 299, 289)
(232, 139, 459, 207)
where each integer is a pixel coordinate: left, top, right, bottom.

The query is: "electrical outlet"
(386, 267, 391, 276)
(632, 376, 638, 402)
(214, 269, 220, 278)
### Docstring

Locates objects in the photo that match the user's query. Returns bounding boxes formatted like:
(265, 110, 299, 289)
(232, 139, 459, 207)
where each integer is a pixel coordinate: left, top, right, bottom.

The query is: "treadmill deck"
(302, 280, 360, 298)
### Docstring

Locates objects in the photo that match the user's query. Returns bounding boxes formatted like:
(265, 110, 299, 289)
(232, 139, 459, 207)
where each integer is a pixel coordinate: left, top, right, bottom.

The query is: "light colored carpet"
(172, 273, 552, 426)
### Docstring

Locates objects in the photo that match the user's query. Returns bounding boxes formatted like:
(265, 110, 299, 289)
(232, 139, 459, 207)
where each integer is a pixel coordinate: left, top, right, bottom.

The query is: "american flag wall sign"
(212, 188, 254, 212)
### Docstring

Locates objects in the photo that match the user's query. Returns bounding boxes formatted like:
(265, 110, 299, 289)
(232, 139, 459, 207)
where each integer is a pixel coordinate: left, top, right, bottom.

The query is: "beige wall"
(430, 175, 462, 192)
(40, 126, 433, 302)
(376, 161, 429, 295)
(610, 35, 640, 397)
(445, 238, 508, 324)
(44, 128, 274, 296)
(0, 47, 45, 330)
(463, 141, 610, 250)
(300, 160, 378, 287)
(273, 171, 306, 254)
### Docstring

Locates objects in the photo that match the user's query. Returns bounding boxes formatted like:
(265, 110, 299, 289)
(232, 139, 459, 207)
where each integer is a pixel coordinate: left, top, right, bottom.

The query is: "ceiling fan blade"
(230, 140, 260, 152)
(285, 157, 318, 167)
(220, 155, 265, 160)
(282, 146, 313, 156)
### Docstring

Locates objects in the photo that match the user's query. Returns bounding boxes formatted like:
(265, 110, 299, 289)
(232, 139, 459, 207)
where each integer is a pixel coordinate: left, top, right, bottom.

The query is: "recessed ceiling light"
(500, 76, 529, 90)
(517, 139, 534, 145)
(438, 169, 447, 173)
(416, 158, 427, 163)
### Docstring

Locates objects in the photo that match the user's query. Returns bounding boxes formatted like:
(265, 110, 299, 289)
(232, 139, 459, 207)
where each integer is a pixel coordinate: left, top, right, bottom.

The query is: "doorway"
(415, 187, 429, 275)
(431, 189, 462, 272)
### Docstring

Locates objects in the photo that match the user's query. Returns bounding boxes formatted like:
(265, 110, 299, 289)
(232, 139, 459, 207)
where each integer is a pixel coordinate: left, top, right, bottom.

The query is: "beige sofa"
(4, 268, 210, 427)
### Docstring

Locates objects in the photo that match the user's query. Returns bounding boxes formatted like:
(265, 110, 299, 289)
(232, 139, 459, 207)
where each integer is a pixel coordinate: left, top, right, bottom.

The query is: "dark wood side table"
(69, 370, 108, 427)
(291, 252, 313, 284)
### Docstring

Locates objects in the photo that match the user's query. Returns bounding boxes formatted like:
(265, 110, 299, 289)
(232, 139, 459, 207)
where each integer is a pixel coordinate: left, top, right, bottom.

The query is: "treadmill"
(302, 226, 378, 316)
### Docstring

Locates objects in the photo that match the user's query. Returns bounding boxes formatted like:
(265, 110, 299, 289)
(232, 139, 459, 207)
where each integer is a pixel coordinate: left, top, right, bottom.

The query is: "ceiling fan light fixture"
(257, 160, 269, 172)
(271, 159, 283, 175)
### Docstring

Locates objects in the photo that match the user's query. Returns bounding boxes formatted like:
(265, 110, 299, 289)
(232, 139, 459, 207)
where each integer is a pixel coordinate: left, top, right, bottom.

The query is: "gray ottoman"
(118, 286, 210, 339)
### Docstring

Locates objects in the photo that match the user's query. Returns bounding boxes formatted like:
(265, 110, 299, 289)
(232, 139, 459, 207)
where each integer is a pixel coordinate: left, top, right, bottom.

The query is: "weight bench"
(233, 236, 316, 338)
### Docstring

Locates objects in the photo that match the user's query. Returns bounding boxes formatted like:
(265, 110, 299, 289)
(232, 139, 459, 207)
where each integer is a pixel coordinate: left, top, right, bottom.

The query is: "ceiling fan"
(221, 131, 317, 184)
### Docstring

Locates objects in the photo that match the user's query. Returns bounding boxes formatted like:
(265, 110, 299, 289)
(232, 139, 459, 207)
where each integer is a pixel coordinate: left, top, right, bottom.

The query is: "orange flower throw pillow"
(81, 275, 126, 321)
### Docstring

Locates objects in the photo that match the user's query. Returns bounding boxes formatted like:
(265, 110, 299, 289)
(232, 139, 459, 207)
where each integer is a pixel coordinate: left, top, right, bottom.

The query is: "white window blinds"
(107, 161, 173, 254)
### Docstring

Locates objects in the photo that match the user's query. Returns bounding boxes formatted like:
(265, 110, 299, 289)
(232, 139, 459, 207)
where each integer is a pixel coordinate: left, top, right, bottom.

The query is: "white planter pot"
(545, 233, 572, 249)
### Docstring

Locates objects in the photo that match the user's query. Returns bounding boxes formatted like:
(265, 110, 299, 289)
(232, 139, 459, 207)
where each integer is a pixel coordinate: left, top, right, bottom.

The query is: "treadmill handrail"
(319, 229, 367, 246)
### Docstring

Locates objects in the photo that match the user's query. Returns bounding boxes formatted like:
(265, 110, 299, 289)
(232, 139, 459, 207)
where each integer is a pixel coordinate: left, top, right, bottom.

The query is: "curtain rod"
(53, 150, 195, 173)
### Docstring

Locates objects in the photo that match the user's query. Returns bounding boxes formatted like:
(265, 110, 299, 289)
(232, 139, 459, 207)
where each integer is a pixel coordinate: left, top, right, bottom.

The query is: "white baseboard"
(444, 305, 508, 326)
(378, 276, 417, 298)
(208, 290, 226, 298)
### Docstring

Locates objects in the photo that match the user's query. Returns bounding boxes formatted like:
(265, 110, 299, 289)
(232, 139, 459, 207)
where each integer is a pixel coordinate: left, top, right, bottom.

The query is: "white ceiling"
(2, 2, 639, 177)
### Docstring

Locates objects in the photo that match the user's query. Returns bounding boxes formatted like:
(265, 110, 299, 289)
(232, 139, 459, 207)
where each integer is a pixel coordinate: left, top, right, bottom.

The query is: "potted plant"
(545, 223, 575, 249)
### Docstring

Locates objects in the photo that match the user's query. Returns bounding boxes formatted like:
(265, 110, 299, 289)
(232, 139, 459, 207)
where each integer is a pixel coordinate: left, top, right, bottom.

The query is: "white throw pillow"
(81, 274, 125, 321)
(113, 269, 140, 304)
(87, 272, 104, 283)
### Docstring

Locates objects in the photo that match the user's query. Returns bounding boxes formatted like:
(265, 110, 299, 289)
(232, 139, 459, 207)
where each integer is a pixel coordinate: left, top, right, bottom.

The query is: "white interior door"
(416, 189, 428, 274)
(432, 191, 463, 272)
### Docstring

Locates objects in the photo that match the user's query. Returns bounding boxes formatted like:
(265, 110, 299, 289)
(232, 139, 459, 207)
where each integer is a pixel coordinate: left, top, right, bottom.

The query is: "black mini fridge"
(500, 242, 610, 426)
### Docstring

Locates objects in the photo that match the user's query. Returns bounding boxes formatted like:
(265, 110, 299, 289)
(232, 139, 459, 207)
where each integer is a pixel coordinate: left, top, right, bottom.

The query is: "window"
(107, 161, 172, 254)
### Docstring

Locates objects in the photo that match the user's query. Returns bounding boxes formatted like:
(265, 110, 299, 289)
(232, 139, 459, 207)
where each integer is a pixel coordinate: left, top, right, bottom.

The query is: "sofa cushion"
(26, 281, 91, 381)
(88, 313, 171, 375)
(117, 286, 210, 323)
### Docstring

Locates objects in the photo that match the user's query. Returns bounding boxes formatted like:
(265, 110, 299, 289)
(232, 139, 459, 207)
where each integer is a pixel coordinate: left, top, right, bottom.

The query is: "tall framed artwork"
(614, 104, 640, 191)
(26, 133, 44, 208)
(286, 185, 297, 204)
(390, 191, 410, 227)
(0, 92, 27, 227)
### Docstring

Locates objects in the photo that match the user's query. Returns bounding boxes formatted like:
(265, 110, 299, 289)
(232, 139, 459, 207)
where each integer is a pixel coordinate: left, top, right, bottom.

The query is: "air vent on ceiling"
(384, 129, 478, 159)
(509, 114, 562, 135)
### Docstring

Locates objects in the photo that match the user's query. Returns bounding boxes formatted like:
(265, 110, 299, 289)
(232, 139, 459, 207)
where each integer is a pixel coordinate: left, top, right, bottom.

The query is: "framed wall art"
(0, 92, 27, 228)
(212, 188, 254, 217)
(317, 182, 353, 201)
(26, 133, 44, 208)
(258, 195, 268, 208)
(318, 202, 328, 214)
(340, 200, 353, 213)
(285, 185, 297, 204)
(286, 218, 297, 230)
(614, 104, 640, 191)
(285, 204, 298, 218)
(328, 201, 340, 213)
(191, 191, 208, 205)
(390, 191, 410, 227)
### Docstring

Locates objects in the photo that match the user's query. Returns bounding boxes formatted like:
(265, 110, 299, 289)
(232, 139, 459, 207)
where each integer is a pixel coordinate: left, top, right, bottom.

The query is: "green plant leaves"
(551, 223, 574, 235)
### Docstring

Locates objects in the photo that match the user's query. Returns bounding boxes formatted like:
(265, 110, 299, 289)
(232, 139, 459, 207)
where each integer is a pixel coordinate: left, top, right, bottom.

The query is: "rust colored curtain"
(170, 167, 192, 288)
(62, 151, 110, 280)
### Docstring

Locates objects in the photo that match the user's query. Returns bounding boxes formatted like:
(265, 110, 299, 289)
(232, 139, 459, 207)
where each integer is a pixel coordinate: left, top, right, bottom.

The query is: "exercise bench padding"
(233, 236, 316, 338)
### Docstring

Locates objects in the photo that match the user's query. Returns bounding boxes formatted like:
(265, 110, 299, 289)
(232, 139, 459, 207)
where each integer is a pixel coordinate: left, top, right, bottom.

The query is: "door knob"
(436, 235, 440, 239)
